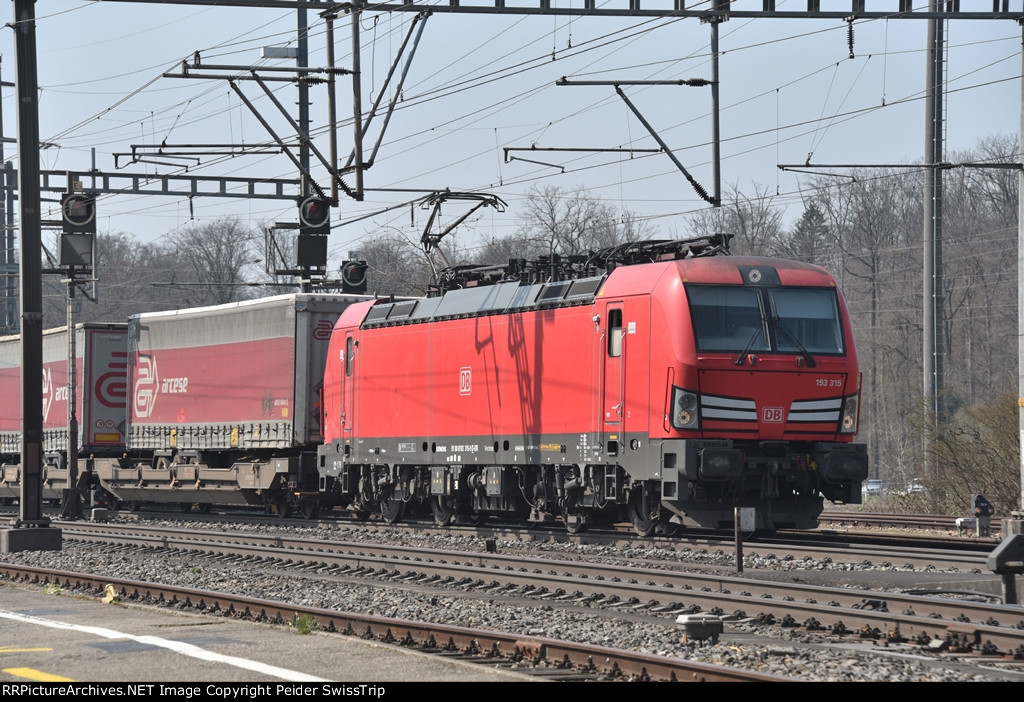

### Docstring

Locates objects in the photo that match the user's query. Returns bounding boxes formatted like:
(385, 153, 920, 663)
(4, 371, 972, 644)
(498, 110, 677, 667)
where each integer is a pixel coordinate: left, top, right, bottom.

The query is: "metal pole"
(3, 163, 14, 334)
(0, 57, 12, 336)
(710, 16, 721, 208)
(1017, 19, 1024, 516)
(326, 13, 338, 205)
(733, 507, 743, 574)
(350, 2, 364, 200)
(13, 0, 45, 528)
(60, 280, 81, 520)
(297, 7, 310, 177)
(4, 0, 59, 551)
(923, 5, 945, 456)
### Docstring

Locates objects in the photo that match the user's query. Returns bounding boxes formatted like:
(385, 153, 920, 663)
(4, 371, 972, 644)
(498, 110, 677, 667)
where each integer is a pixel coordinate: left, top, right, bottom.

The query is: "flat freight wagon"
(0, 323, 128, 504)
(97, 293, 368, 515)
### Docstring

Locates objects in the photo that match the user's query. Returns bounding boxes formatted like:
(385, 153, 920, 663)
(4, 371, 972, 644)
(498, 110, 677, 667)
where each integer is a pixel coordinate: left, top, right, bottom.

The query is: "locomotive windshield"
(687, 285, 845, 355)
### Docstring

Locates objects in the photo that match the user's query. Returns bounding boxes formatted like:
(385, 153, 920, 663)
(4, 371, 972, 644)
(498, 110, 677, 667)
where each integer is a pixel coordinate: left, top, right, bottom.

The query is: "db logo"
(762, 407, 784, 423)
(459, 367, 472, 396)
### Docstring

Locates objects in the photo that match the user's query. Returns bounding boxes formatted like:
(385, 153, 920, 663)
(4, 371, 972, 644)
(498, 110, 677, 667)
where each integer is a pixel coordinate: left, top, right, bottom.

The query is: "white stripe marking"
(0, 607, 327, 682)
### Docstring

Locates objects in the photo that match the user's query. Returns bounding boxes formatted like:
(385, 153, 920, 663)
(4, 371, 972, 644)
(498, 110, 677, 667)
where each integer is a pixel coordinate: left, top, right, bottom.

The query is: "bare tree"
(166, 218, 260, 306)
(42, 231, 194, 326)
(353, 228, 436, 297)
(685, 183, 785, 255)
(920, 394, 1020, 515)
(473, 185, 660, 271)
(513, 185, 653, 257)
(807, 167, 923, 482)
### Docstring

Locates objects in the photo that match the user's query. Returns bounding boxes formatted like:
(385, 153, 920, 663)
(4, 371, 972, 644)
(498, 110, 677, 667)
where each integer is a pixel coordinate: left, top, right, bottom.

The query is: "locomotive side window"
(687, 286, 768, 353)
(608, 309, 623, 357)
(346, 336, 354, 377)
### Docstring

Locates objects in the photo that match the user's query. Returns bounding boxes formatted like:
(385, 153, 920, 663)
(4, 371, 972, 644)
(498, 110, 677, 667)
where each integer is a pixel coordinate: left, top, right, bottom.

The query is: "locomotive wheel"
(301, 499, 320, 520)
(657, 519, 681, 537)
(459, 512, 485, 527)
(378, 498, 405, 525)
(431, 496, 455, 527)
(627, 488, 657, 537)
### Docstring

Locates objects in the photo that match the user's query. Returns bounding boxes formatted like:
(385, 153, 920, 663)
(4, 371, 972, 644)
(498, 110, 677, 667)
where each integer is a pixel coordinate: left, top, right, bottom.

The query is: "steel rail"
(0, 563, 792, 683)
(53, 523, 1024, 656)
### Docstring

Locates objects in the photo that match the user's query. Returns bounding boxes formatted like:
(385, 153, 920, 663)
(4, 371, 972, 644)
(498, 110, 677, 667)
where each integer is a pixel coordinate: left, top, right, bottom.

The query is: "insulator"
(847, 19, 855, 59)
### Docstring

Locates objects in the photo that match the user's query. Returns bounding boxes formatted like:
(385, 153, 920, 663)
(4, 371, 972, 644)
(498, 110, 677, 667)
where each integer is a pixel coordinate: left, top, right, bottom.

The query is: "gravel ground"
(2, 518, 1022, 682)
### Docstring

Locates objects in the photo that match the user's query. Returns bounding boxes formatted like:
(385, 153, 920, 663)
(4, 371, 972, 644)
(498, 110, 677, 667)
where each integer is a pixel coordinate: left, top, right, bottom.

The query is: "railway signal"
(341, 260, 367, 294)
(298, 195, 331, 237)
(61, 192, 96, 234)
(296, 195, 332, 269)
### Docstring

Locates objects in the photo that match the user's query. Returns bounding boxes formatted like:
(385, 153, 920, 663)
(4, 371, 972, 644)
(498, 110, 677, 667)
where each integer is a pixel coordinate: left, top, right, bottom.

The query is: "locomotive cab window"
(770, 289, 844, 354)
(687, 286, 768, 353)
(687, 285, 844, 355)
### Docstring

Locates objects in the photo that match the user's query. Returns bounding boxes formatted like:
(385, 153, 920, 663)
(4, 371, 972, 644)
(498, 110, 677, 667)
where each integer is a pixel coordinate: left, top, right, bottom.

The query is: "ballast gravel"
(2, 518, 1021, 683)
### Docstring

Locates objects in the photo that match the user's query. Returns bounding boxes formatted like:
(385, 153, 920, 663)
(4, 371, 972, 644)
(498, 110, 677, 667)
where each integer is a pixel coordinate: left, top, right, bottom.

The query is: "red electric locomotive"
(317, 236, 868, 532)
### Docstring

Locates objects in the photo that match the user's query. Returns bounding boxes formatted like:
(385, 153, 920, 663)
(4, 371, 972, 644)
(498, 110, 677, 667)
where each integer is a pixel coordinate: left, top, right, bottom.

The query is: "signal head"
(61, 192, 96, 234)
(299, 196, 331, 235)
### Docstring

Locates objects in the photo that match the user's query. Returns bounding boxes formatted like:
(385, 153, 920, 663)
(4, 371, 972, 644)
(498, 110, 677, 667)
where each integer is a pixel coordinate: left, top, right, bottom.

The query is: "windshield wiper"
(773, 316, 816, 368)
(734, 324, 767, 366)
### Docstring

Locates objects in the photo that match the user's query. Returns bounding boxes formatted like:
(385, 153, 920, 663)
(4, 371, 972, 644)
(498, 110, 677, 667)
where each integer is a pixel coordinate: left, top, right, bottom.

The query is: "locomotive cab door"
(340, 333, 355, 435)
(601, 304, 625, 455)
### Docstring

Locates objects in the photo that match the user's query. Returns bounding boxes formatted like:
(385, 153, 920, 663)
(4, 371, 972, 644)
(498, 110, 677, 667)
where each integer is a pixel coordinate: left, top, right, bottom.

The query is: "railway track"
(0, 562, 789, 683)
(26, 521, 1024, 659)
(5, 513, 1024, 680)
(819, 510, 1004, 535)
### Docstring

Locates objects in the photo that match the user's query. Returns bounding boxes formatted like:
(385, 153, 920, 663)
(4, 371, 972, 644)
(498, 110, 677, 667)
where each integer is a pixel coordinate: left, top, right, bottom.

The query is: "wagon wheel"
(197, 503, 212, 514)
(180, 503, 193, 513)
(128, 501, 144, 512)
(300, 498, 320, 520)
(627, 487, 657, 537)
(431, 496, 455, 527)
(265, 493, 291, 518)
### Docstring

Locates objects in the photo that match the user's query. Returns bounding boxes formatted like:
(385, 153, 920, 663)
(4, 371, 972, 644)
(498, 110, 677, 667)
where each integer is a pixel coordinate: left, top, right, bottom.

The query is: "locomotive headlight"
(671, 387, 699, 430)
(840, 395, 859, 434)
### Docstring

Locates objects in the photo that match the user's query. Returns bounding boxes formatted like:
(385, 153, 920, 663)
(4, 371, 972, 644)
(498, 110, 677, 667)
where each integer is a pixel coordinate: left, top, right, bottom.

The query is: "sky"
(1, 0, 1020, 271)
